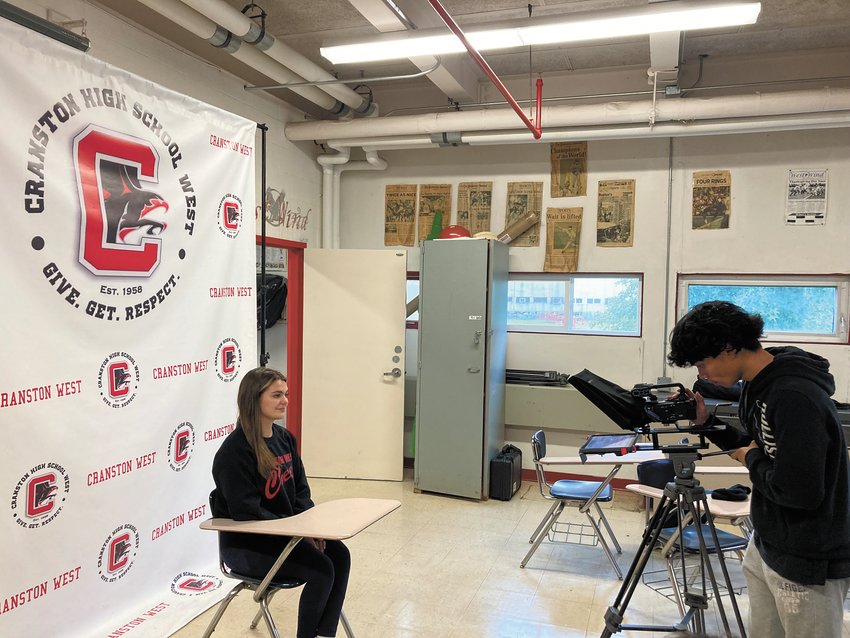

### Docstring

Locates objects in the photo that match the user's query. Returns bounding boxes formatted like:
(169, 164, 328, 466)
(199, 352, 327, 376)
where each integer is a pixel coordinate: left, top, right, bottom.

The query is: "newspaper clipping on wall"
(785, 169, 827, 225)
(417, 183, 452, 240)
(550, 142, 588, 198)
(457, 181, 493, 234)
(597, 179, 635, 247)
(545, 207, 583, 272)
(692, 170, 732, 230)
(505, 182, 543, 246)
(384, 184, 417, 246)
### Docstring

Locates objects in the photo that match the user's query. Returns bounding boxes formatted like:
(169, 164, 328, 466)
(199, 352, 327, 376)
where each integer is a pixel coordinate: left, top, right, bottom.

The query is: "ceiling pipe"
(177, 0, 374, 114)
(426, 0, 542, 139)
(135, 0, 347, 115)
(316, 145, 387, 248)
(318, 111, 850, 152)
(286, 86, 850, 142)
(316, 145, 351, 248)
(333, 152, 388, 248)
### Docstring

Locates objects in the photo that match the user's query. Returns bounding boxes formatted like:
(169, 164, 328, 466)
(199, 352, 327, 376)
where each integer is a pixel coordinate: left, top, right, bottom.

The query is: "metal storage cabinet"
(414, 239, 508, 499)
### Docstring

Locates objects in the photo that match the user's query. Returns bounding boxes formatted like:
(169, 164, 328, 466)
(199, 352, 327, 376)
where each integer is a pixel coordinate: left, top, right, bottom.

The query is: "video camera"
(630, 382, 696, 425)
(567, 369, 723, 458)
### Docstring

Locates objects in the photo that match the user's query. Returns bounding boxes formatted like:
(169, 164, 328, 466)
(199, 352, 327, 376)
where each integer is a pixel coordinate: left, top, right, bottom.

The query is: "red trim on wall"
(520, 468, 636, 491)
(256, 236, 307, 451)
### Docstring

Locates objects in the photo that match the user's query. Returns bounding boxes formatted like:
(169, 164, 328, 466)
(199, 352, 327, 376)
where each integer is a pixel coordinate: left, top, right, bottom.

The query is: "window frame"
(676, 273, 850, 344)
(506, 271, 644, 337)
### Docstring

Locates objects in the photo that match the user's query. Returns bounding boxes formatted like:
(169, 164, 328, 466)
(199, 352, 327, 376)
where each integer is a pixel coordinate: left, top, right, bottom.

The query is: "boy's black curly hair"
(668, 301, 764, 367)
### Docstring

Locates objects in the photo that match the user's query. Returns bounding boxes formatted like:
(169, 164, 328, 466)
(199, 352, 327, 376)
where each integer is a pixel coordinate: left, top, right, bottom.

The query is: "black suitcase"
(256, 274, 288, 329)
(489, 444, 522, 501)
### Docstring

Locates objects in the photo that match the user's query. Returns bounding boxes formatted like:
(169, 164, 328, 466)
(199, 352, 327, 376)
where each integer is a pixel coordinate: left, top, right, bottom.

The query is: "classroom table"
(200, 498, 401, 637)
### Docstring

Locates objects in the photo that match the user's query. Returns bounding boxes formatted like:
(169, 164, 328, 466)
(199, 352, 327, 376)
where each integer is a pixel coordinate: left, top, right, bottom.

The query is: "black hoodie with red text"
(210, 424, 313, 553)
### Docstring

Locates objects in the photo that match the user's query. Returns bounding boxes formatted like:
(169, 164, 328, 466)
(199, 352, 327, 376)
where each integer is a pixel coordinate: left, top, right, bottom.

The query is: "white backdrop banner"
(0, 18, 257, 637)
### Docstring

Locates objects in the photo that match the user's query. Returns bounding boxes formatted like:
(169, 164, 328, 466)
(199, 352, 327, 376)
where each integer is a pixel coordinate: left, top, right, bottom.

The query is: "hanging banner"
(0, 19, 256, 637)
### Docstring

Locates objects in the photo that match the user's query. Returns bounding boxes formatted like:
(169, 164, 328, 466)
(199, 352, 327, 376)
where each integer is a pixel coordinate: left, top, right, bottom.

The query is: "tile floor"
(171, 471, 850, 638)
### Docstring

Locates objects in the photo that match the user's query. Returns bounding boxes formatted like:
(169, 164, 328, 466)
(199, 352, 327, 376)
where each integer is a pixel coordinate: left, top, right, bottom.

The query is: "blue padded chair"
(520, 429, 623, 578)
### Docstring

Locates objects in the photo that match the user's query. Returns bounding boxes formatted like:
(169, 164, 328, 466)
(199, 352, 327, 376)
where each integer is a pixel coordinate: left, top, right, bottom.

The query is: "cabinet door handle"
(467, 367, 480, 373)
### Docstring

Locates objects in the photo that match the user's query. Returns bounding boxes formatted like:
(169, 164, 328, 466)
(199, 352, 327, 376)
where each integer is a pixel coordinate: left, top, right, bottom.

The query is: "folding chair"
(202, 490, 356, 638)
(201, 555, 354, 638)
(520, 429, 623, 578)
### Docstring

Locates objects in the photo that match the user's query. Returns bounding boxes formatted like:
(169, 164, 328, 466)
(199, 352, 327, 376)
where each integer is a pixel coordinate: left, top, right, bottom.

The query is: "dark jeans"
(221, 533, 351, 638)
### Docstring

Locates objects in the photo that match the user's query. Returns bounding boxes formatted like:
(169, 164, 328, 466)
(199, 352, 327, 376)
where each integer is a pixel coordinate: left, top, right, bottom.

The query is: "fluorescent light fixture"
(321, 1, 760, 64)
(0, 0, 90, 52)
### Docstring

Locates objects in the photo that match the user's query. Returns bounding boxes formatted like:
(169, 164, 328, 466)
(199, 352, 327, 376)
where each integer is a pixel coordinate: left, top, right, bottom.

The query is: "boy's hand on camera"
(730, 441, 758, 464)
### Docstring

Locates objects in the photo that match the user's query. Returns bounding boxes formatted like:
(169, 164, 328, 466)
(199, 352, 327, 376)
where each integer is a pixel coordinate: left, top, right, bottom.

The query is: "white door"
(300, 249, 406, 480)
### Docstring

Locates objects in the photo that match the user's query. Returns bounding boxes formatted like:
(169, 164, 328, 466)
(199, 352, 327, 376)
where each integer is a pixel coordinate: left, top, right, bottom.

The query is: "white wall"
(339, 127, 850, 463)
(13, 0, 322, 247)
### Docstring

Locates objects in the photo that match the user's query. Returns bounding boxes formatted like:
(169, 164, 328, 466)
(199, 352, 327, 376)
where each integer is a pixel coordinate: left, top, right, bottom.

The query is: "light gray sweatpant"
(742, 540, 850, 638)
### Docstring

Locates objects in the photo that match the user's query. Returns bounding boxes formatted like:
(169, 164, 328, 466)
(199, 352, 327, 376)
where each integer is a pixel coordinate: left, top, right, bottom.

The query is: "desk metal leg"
(529, 501, 559, 544)
(202, 582, 247, 638)
(254, 536, 303, 603)
(584, 505, 623, 580)
(251, 589, 280, 629)
(521, 501, 565, 567)
(259, 593, 282, 638)
(340, 608, 355, 638)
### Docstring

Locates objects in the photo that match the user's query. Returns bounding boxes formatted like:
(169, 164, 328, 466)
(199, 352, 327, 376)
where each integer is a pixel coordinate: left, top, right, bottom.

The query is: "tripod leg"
(686, 495, 747, 637)
(600, 494, 680, 637)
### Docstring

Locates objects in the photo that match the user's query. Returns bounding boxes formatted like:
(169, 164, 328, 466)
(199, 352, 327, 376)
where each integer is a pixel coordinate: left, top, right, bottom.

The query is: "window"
(406, 278, 420, 327)
(678, 275, 850, 343)
(508, 274, 642, 335)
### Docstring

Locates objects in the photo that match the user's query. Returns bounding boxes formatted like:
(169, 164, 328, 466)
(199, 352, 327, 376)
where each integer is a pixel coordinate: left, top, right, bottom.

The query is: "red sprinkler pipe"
(427, 0, 543, 139)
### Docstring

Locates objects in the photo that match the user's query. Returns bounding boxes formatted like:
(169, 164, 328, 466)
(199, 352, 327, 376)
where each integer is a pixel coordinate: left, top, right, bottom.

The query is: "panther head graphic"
(113, 539, 132, 563)
(34, 482, 58, 508)
(100, 161, 169, 246)
(112, 368, 132, 391)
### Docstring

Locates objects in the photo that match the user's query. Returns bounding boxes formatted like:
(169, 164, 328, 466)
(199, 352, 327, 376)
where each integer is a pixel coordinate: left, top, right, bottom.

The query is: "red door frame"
(257, 236, 306, 445)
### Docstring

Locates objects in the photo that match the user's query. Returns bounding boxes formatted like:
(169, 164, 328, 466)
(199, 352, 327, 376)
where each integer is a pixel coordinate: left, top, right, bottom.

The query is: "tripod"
(601, 450, 747, 637)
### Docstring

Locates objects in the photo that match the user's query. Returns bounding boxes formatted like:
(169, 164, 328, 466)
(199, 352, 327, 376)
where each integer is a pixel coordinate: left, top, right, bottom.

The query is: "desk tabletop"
(540, 450, 665, 466)
(693, 465, 749, 475)
(625, 483, 750, 518)
(200, 497, 400, 540)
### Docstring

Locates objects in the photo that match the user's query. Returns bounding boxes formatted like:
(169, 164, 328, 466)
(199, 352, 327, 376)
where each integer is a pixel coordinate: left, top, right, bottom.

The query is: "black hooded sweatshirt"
(210, 424, 313, 553)
(704, 346, 850, 585)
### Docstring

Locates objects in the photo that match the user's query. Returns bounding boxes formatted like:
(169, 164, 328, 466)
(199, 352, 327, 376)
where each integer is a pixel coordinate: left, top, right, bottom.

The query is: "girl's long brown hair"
(236, 367, 287, 478)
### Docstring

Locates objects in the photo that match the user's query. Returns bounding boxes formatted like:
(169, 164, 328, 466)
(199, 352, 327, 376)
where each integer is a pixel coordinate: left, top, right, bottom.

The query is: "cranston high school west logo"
(97, 351, 141, 408)
(98, 523, 140, 583)
(170, 572, 223, 596)
(167, 421, 195, 472)
(214, 338, 242, 382)
(20, 89, 219, 323)
(10, 462, 71, 529)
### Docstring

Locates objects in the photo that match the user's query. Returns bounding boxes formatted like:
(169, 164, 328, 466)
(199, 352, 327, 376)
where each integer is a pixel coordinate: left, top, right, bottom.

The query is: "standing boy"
(668, 300, 850, 637)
